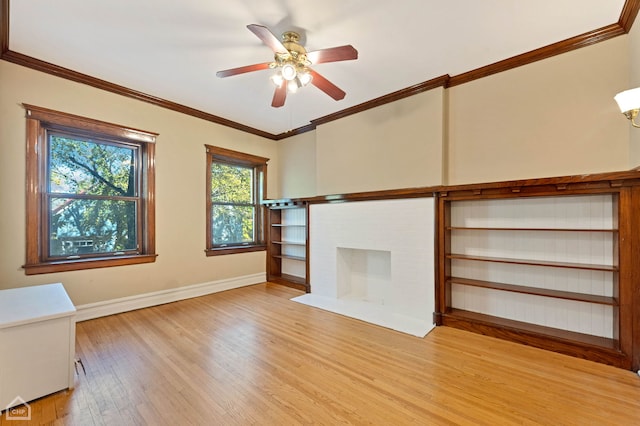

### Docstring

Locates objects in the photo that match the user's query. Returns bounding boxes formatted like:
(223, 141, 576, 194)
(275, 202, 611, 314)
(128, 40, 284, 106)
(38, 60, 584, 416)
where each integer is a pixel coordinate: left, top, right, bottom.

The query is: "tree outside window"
(48, 134, 140, 257)
(205, 145, 268, 255)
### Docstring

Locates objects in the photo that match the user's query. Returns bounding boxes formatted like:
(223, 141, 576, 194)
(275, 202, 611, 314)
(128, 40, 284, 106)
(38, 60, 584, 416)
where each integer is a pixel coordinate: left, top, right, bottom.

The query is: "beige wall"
(0, 61, 280, 305)
(277, 131, 317, 197)
(277, 34, 632, 197)
(629, 20, 640, 168)
(314, 89, 445, 195)
(448, 36, 630, 185)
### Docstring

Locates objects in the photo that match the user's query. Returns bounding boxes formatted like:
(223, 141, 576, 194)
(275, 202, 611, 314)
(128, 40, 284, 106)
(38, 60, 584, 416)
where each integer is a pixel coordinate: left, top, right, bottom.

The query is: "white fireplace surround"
(292, 198, 436, 337)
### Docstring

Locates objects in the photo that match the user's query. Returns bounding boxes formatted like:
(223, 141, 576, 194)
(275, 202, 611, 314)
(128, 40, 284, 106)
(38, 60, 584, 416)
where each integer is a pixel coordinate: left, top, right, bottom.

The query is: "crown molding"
(620, 0, 640, 32)
(448, 23, 626, 87)
(0, 0, 9, 54)
(1, 0, 638, 139)
(310, 75, 450, 127)
(273, 123, 318, 140)
(0, 48, 278, 140)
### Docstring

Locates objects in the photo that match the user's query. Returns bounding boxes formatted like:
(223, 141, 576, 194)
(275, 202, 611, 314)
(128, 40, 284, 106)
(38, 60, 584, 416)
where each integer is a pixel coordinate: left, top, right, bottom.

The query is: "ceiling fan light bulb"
(270, 73, 284, 87)
(287, 80, 299, 93)
(281, 63, 297, 81)
(298, 71, 312, 86)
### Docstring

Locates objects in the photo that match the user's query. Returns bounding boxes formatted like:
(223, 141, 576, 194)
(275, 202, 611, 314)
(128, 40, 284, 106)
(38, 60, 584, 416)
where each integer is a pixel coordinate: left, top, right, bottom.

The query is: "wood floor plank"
(2, 282, 640, 425)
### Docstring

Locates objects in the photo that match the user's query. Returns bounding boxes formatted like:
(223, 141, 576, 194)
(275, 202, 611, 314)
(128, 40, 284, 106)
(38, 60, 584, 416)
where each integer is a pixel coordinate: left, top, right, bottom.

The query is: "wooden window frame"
(23, 104, 158, 275)
(205, 145, 268, 256)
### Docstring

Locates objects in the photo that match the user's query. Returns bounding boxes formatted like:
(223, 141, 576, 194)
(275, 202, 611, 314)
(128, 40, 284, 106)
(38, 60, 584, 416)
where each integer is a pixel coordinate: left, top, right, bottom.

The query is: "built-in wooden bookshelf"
(263, 200, 309, 292)
(436, 177, 640, 369)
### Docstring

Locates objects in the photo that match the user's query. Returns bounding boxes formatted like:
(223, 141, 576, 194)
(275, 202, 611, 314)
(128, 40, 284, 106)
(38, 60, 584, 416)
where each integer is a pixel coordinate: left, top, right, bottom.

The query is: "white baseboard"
(74, 273, 266, 322)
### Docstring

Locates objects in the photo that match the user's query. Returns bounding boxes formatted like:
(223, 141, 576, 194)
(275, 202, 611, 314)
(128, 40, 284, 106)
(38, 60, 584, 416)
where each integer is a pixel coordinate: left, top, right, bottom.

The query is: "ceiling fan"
(216, 24, 358, 108)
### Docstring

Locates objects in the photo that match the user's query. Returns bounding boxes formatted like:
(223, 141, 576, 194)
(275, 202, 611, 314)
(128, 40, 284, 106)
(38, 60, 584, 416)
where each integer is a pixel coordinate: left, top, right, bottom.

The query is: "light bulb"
(281, 63, 297, 81)
(287, 80, 298, 93)
(298, 71, 312, 86)
(270, 72, 284, 87)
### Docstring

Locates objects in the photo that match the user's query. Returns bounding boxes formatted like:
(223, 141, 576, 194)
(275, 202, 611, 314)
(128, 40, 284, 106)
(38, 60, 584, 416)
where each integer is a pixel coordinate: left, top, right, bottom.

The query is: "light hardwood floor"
(2, 283, 640, 425)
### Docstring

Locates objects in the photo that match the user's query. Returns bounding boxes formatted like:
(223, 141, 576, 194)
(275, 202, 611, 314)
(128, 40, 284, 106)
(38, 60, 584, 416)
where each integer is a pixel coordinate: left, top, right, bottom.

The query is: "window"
(24, 104, 157, 275)
(205, 145, 268, 255)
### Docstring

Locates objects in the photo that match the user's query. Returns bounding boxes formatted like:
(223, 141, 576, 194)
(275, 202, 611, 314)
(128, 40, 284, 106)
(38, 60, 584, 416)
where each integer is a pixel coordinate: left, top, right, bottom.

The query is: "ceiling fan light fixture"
(281, 63, 297, 81)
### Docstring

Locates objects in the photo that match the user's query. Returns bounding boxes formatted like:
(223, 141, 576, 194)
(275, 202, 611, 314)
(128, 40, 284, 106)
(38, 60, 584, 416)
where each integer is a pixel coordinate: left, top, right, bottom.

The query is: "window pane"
(49, 134, 137, 196)
(212, 205, 255, 245)
(211, 163, 253, 203)
(49, 198, 137, 256)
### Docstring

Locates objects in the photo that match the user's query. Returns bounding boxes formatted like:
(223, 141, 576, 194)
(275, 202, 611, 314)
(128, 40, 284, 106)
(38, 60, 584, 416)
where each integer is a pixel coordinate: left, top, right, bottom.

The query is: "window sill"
(23, 254, 158, 275)
(205, 245, 266, 256)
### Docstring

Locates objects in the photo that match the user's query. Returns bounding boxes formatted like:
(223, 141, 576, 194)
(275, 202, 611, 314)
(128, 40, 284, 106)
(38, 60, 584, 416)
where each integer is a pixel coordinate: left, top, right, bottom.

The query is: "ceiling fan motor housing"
(273, 31, 310, 71)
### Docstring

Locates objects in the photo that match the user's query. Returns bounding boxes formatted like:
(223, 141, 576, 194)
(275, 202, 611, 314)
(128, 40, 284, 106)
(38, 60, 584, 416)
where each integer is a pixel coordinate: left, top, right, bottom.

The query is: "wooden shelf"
(436, 181, 639, 370)
(272, 241, 306, 246)
(279, 273, 306, 285)
(447, 253, 618, 272)
(266, 201, 309, 292)
(447, 277, 618, 306)
(272, 254, 306, 262)
(268, 274, 307, 292)
(443, 308, 617, 350)
(447, 226, 617, 233)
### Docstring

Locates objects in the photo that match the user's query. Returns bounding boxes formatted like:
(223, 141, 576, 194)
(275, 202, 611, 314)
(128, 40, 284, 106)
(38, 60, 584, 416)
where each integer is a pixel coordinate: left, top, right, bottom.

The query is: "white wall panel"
(280, 208, 307, 279)
(451, 284, 614, 338)
(449, 194, 616, 338)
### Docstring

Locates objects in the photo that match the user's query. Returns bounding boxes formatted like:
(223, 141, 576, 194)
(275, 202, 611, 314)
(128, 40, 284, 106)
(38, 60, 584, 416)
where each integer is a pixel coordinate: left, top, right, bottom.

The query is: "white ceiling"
(7, 0, 627, 136)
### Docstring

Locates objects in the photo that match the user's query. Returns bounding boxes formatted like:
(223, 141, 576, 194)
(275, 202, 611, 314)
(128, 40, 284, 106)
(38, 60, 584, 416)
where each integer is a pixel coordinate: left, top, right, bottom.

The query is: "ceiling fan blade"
(271, 84, 287, 108)
(247, 24, 288, 54)
(307, 45, 358, 64)
(309, 69, 346, 101)
(216, 62, 271, 78)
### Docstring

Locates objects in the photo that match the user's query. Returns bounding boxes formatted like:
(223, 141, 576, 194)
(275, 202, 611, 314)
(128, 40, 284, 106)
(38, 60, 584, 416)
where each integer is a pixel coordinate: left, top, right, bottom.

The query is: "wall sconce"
(614, 88, 640, 128)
